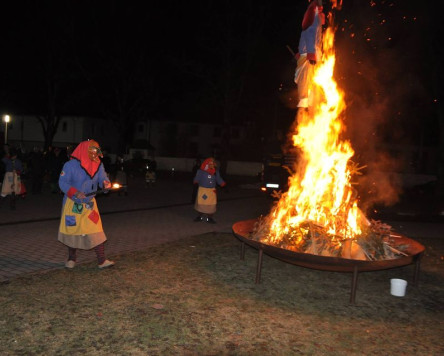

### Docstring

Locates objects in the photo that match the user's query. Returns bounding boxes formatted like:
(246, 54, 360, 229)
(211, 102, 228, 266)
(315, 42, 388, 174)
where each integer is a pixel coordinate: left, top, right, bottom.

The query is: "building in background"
(133, 119, 261, 160)
(1, 115, 121, 154)
(2, 115, 262, 161)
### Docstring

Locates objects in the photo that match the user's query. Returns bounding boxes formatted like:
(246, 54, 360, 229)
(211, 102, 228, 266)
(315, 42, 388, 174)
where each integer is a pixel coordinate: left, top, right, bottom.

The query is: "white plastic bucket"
(390, 278, 408, 297)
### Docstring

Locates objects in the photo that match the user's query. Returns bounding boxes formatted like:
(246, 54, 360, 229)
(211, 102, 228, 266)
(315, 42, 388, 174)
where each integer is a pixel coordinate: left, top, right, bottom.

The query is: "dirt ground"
(0, 232, 442, 355)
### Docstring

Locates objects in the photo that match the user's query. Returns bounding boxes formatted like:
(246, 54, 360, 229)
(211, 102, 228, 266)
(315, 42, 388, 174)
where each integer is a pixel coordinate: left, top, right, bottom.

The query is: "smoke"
(338, 58, 406, 210)
(355, 152, 403, 214)
(277, 1, 429, 211)
(330, 0, 426, 211)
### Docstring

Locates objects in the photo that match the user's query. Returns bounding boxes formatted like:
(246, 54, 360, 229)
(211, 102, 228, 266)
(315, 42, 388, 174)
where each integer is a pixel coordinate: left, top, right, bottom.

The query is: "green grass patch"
(0, 233, 443, 355)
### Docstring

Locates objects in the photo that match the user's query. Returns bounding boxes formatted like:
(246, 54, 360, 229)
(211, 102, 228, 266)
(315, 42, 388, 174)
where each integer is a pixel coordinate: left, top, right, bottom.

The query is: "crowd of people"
(0, 144, 69, 209)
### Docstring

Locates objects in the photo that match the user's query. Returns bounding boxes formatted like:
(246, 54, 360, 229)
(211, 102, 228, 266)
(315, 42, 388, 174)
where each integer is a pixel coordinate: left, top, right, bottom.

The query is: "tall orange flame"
(265, 24, 367, 248)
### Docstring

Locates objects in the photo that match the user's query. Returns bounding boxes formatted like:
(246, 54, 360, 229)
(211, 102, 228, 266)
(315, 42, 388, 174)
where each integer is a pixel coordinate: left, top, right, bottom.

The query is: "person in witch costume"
(58, 139, 114, 269)
(193, 157, 226, 224)
(294, 0, 325, 109)
(1, 147, 24, 210)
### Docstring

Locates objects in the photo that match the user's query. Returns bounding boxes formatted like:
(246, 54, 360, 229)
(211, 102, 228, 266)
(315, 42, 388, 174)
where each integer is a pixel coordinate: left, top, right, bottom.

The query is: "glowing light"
(3, 115, 11, 144)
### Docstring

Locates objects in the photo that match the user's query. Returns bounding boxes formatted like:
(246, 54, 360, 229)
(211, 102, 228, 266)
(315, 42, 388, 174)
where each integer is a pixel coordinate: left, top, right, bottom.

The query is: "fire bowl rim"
(232, 219, 425, 273)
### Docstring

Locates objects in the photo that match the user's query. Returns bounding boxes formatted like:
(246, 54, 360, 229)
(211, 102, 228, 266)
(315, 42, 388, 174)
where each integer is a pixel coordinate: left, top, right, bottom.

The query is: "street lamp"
(3, 114, 10, 144)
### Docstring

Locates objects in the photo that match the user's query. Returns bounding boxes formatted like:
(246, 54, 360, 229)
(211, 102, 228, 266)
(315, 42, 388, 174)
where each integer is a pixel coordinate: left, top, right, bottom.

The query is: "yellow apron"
(294, 54, 315, 108)
(59, 198, 103, 235)
(58, 197, 106, 249)
(195, 186, 217, 214)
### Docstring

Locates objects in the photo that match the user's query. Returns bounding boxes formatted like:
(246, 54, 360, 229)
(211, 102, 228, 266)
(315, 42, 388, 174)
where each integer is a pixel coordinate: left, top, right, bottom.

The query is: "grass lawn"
(0, 232, 442, 355)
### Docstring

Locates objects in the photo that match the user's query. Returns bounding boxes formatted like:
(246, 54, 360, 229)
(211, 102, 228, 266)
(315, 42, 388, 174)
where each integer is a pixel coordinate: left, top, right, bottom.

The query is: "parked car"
(260, 153, 296, 198)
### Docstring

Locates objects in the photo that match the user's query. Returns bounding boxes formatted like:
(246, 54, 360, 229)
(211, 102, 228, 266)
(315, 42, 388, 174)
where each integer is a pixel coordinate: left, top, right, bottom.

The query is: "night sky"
(0, 1, 442, 153)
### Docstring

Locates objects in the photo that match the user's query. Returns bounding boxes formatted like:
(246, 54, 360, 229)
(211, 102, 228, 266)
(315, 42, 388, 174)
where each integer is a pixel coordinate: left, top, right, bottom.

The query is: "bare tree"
(169, 0, 272, 165)
(69, 2, 164, 154)
(3, 1, 85, 150)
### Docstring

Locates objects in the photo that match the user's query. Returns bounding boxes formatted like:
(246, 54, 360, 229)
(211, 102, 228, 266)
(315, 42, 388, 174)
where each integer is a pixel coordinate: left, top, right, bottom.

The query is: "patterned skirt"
(58, 197, 106, 249)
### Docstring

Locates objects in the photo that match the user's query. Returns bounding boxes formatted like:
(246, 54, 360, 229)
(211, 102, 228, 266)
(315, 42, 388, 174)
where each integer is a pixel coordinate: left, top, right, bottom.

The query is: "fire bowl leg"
(240, 242, 246, 260)
(255, 249, 263, 284)
(350, 265, 359, 304)
(413, 252, 423, 287)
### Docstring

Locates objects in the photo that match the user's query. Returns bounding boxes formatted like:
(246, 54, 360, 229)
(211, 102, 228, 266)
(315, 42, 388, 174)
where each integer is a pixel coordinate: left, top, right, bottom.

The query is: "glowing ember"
(252, 7, 406, 261)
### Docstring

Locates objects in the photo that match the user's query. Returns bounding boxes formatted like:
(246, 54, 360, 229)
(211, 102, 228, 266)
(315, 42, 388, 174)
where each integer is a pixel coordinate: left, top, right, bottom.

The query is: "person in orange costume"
(193, 157, 226, 224)
(58, 139, 114, 269)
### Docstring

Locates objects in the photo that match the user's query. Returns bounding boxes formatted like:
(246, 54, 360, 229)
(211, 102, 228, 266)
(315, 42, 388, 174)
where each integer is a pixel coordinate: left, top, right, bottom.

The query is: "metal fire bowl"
(232, 219, 425, 272)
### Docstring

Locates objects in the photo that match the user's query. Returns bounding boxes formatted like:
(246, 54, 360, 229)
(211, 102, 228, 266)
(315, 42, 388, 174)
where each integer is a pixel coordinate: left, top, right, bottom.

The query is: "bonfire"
(251, 9, 408, 261)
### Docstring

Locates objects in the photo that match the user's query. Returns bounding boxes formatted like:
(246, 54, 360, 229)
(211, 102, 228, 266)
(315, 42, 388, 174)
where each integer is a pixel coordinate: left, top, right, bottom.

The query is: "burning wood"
(250, 216, 409, 261)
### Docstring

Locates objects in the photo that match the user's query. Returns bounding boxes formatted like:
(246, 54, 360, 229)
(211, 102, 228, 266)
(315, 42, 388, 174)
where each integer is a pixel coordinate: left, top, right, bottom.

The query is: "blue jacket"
(193, 169, 225, 188)
(2, 157, 23, 173)
(59, 159, 108, 205)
